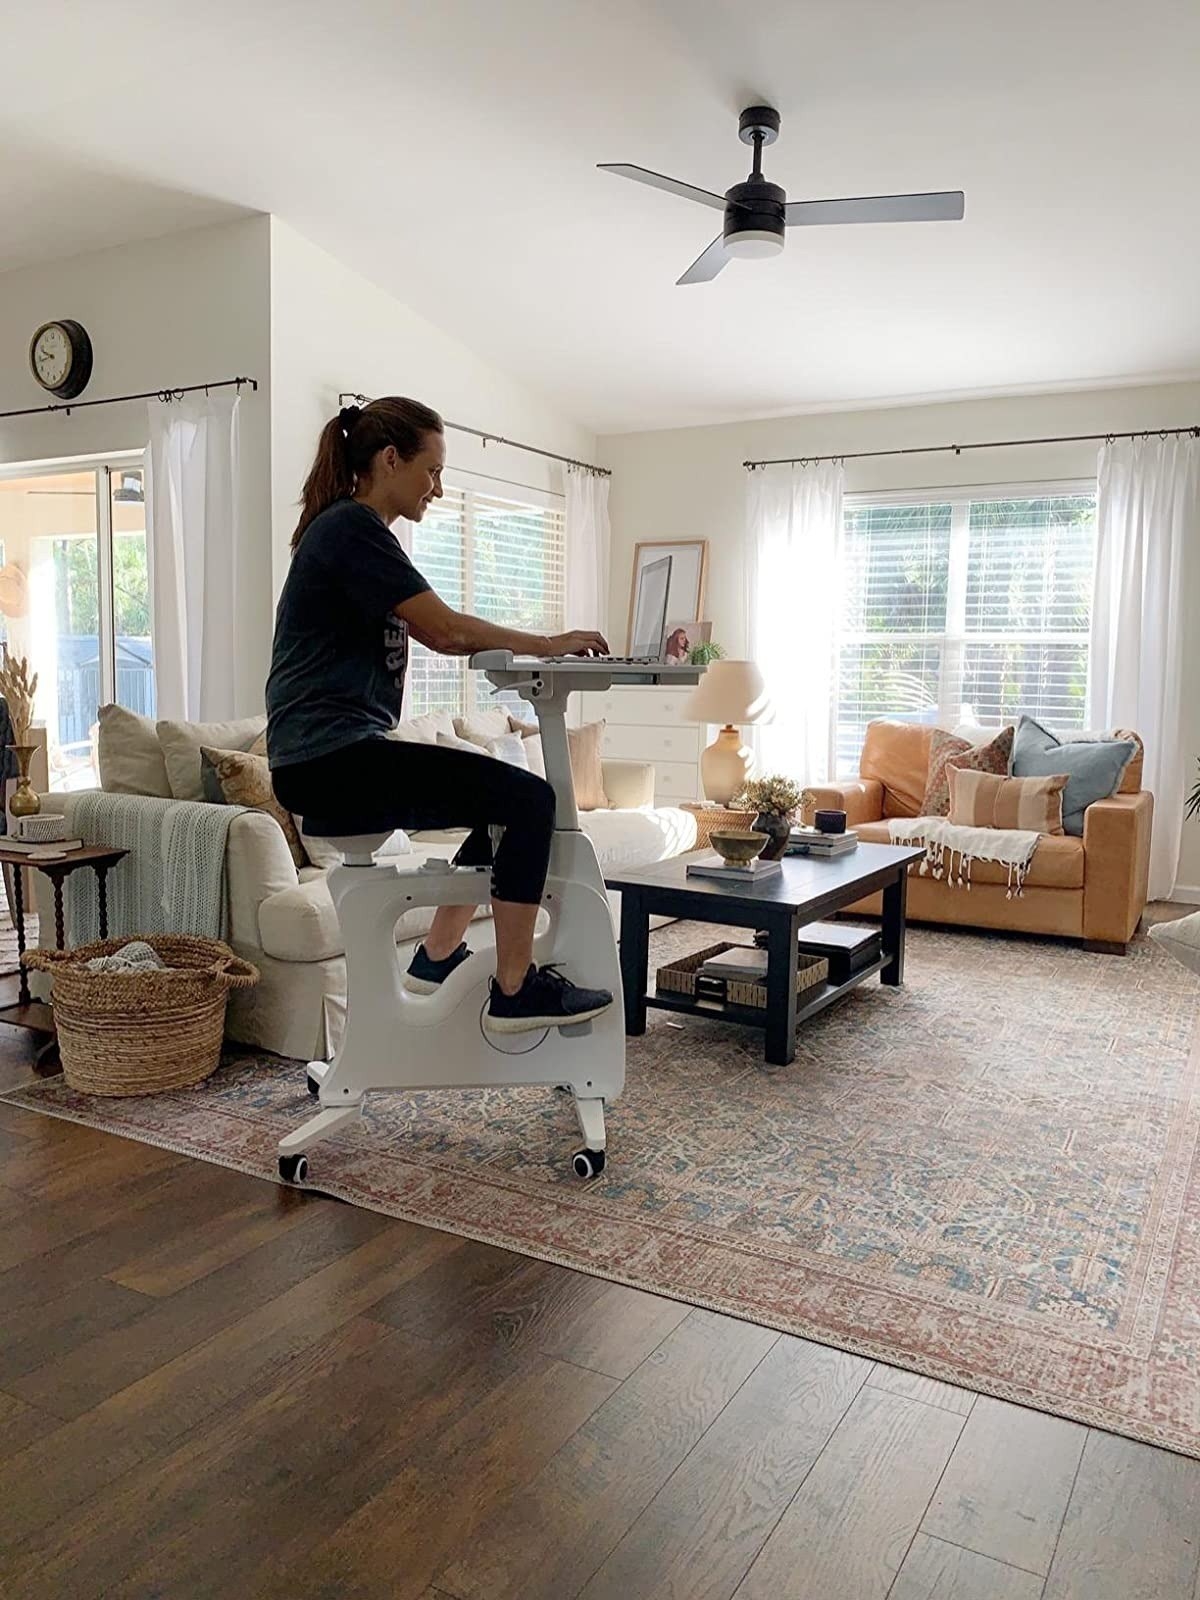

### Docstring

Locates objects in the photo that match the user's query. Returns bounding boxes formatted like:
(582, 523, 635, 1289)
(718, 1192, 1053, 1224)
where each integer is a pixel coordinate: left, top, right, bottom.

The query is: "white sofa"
(37, 713, 697, 1059)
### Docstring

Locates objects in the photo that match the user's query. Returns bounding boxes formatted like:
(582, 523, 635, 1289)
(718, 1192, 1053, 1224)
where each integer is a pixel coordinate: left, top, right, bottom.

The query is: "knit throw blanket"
(887, 816, 1040, 899)
(62, 792, 247, 945)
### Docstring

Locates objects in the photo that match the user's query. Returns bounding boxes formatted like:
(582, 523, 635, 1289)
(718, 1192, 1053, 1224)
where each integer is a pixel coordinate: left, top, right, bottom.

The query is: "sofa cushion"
(922, 725, 1013, 816)
(157, 714, 267, 800)
(97, 704, 172, 797)
(954, 723, 1145, 795)
(860, 721, 934, 819)
(1011, 716, 1137, 836)
(858, 820, 1085, 889)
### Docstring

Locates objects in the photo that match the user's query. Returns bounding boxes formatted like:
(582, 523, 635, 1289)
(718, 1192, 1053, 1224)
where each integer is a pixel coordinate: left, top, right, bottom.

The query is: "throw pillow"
(947, 765, 1068, 834)
(435, 731, 486, 755)
(1149, 911, 1200, 977)
(568, 721, 609, 811)
(1011, 716, 1137, 836)
(509, 717, 601, 800)
(922, 725, 1014, 816)
(158, 714, 267, 801)
(200, 746, 309, 868)
(486, 733, 530, 770)
(454, 709, 512, 744)
(97, 703, 172, 797)
(388, 710, 456, 744)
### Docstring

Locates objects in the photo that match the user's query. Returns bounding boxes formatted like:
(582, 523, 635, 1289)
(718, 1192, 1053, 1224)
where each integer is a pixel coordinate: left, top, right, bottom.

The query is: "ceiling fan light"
(725, 229, 784, 260)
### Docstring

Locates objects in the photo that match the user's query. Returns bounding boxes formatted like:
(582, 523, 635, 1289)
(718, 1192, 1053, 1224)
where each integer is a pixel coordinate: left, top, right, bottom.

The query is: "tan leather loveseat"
(807, 720, 1153, 953)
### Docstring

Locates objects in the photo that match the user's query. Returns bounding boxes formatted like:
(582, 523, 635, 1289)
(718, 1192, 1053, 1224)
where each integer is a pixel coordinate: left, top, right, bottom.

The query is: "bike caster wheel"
(572, 1148, 605, 1179)
(306, 1074, 321, 1098)
(279, 1153, 308, 1183)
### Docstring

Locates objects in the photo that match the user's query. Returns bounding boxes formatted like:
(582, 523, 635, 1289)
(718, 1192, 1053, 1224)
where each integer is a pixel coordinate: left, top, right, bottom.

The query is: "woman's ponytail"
(291, 396, 443, 552)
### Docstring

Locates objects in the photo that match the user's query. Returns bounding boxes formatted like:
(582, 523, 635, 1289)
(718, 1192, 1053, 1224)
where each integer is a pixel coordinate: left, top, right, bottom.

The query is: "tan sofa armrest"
(227, 811, 302, 948)
(1082, 790, 1154, 947)
(804, 779, 885, 827)
(601, 760, 655, 809)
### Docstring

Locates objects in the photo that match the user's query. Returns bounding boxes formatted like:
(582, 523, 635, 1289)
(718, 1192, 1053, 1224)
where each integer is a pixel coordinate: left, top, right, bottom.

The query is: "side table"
(681, 802, 756, 850)
(0, 844, 128, 1059)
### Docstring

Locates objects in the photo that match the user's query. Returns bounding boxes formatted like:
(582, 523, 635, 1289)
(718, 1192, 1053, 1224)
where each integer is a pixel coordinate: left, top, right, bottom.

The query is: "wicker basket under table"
(22, 935, 259, 1096)
(656, 941, 828, 1009)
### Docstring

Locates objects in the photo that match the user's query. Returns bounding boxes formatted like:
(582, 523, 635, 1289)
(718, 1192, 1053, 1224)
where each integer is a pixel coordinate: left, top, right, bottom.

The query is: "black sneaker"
(404, 941, 472, 995)
(485, 964, 613, 1034)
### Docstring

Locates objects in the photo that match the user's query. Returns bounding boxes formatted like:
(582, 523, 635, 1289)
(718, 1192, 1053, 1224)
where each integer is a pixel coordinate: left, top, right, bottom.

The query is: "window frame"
(835, 477, 1097, 775)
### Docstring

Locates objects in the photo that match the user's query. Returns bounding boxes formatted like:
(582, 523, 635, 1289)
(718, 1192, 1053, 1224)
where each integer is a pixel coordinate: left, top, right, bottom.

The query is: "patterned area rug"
(6, 921, 1200, 1456)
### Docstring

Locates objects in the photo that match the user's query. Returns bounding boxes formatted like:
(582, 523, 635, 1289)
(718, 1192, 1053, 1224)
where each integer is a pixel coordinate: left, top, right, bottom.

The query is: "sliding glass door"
(0, 457, 152, 790)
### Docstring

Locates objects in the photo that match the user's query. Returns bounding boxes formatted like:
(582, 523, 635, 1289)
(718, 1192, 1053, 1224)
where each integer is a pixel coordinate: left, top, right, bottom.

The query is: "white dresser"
(578, 686, 704, 805)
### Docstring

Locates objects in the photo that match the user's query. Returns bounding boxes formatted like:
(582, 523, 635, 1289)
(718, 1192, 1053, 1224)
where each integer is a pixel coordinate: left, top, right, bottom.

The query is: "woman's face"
(382, 430, 446, 521)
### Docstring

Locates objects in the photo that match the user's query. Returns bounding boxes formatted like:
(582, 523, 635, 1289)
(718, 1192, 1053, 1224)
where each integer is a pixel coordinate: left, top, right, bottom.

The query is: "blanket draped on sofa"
(62, 792, 247, 944)
(888, 816, 1041, 898)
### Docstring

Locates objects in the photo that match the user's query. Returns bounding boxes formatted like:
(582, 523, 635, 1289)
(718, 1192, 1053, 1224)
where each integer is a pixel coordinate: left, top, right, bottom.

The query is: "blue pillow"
(1010, 717, 1136, 836)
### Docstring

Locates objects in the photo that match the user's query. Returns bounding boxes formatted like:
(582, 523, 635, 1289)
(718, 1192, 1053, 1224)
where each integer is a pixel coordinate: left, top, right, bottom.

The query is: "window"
(407, 482, 565, 719)
(835, 486, 1097, 776)
(0, 458, 152, 790)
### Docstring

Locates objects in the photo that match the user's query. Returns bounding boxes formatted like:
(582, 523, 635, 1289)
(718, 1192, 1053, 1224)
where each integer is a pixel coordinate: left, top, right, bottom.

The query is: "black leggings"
(272, 738, 556, 905)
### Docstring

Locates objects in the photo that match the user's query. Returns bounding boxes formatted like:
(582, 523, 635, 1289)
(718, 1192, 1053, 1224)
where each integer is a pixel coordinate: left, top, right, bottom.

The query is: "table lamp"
(684, 659, 771, 803)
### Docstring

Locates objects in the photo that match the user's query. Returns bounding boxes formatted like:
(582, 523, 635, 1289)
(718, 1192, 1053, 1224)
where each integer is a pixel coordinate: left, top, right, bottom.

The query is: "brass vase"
(8, 744, 40, 819)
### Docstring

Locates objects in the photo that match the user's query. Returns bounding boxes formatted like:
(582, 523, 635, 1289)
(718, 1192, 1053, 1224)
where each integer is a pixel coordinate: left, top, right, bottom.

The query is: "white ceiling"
(3, 0, 1198, 432)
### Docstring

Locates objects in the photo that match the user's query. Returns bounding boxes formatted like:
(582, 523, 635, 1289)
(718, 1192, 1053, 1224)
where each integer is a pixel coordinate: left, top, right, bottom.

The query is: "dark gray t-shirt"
(266, 499, 431, 768)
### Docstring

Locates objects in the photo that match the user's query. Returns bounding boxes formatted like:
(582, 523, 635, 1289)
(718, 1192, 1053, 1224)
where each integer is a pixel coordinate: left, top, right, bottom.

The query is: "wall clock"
(28, 319, 93, 400)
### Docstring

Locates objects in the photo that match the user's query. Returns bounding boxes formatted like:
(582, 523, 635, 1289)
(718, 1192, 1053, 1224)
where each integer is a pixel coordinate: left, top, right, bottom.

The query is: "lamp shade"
(684, 659, 771, 725)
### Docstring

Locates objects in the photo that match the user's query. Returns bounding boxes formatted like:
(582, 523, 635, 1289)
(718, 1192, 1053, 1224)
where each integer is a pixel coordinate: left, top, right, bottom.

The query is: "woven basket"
(22, 935, 259, 1096)
(656, 941, 829, 1009)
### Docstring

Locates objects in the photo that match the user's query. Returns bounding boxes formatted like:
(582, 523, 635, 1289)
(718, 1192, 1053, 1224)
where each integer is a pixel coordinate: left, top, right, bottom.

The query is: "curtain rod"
(743, 422, 1200, 470)
(339, 392, 610, 477)
(0, 376, 258, 422)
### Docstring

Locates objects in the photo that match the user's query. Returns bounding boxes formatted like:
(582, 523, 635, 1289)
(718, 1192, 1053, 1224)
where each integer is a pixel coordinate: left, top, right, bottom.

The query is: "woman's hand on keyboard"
(546, 630, 610, 657)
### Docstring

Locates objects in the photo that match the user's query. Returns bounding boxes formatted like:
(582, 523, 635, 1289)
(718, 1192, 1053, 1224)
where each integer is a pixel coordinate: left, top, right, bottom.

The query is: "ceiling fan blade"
(598, 164, 727, 212)
(676, 234, 730, 286)
(785, 191, 965, 226)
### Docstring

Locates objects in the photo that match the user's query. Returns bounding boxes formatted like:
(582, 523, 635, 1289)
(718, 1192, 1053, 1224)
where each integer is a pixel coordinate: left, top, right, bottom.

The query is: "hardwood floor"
(1, 905, 1198, 1600)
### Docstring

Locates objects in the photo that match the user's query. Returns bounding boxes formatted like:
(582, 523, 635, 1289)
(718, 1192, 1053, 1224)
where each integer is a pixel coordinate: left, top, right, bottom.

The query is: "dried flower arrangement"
(733, 774, 805, 820)
(0, 648, 38, 745)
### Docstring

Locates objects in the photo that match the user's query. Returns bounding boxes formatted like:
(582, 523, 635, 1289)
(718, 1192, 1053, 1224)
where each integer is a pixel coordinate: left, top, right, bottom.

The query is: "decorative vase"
(752, 811, 790, 860)
(7, 744, 40, 819)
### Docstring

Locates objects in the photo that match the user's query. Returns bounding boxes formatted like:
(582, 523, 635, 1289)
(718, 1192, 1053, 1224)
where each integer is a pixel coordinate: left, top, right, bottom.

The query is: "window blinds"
(407, 485, 566, 719)
(835, 490, 1096, 777)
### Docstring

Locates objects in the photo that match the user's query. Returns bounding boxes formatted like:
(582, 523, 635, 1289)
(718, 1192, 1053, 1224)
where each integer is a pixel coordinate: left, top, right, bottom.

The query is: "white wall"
(600, 381, 1200, 890)
(0, 217, 274, 714)
(269, 219, 597, 600)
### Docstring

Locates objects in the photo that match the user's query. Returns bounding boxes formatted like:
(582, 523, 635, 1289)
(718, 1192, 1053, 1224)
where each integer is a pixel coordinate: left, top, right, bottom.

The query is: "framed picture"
(626, 540, 709, 654)
(662, 620, 711, 663)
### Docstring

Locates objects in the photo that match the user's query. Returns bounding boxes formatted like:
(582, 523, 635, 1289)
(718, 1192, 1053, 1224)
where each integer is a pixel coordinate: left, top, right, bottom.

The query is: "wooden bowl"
(709, 828, 768, 865)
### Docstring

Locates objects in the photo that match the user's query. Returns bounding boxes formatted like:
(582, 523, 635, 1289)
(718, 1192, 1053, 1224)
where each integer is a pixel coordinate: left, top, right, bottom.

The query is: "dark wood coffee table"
(605, 843, 925, 1066)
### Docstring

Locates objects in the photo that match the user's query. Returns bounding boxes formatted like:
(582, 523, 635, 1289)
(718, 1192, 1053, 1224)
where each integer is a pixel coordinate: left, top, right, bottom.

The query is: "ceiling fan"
(599, 105, 964, 285)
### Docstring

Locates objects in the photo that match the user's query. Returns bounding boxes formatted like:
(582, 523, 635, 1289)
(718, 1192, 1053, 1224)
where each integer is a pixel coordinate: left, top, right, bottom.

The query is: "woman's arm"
(397, 590, 608, 658)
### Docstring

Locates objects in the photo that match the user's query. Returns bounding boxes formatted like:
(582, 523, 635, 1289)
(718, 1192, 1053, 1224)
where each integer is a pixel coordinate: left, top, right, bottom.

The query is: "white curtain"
(564, 466, 611, 635)
(744, 460, 845, 781)
(147, 392, 241, 722)
(1089, 433, 1198, 900)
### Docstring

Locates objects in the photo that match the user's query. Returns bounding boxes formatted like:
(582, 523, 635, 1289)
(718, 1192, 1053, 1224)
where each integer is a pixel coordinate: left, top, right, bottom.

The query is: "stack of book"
(686, 854, 783, 883)
(786, 826, 859, 859)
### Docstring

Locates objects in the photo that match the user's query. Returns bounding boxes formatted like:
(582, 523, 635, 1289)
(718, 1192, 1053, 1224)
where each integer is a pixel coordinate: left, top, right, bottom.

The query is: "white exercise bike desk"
(277, 652, 703, 1183)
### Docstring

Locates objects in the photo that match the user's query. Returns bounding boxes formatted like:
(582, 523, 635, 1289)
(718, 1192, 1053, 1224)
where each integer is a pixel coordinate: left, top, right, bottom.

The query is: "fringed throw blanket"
(887, 817, 1040, 898)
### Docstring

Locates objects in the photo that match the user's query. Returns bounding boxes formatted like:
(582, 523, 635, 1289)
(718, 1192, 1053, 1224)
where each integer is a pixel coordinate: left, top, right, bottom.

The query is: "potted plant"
(733, 774, 804, 860)
(689, 640, 725, 666)
(1188, 759, 1199, 822)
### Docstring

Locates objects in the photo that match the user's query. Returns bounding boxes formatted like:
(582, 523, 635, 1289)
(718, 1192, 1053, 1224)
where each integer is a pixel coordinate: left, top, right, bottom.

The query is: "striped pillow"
(947, 764, 1068, 834)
